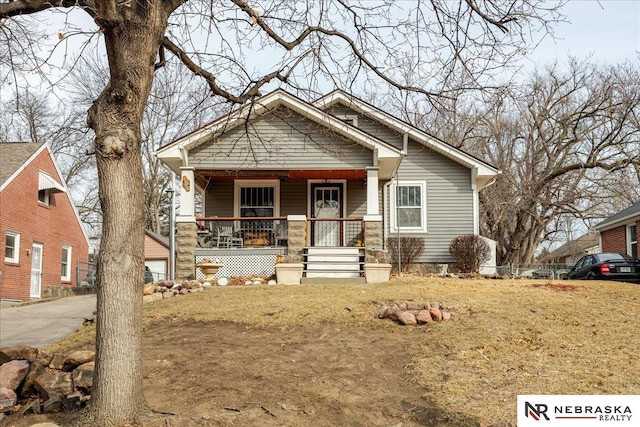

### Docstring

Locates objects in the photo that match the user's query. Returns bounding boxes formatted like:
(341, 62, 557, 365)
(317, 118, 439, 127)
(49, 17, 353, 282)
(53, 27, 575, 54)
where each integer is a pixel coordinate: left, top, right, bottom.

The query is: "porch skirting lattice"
(194, 248, 283, 279)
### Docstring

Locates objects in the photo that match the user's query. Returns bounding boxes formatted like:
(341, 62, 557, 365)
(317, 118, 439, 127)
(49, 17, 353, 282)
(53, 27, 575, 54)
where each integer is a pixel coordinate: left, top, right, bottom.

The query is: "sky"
(524, 0, 640, 67)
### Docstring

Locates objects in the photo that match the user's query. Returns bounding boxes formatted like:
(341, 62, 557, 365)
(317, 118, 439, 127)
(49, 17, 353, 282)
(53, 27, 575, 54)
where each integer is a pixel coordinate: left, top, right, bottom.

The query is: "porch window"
(5, 231, 20, 263)
(629, 224, 637, 259)
(235, 180, 280, 217)
(391, 181, 426, 232)
(61, 245, 72, 281)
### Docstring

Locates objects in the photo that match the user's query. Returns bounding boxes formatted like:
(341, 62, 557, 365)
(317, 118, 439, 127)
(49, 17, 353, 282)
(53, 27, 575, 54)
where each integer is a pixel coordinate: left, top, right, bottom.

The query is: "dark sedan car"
(565, 253, 640, 283)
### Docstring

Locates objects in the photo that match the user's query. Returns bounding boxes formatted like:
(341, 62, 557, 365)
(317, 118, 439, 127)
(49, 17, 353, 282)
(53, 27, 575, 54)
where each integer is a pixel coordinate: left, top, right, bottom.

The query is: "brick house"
(1, 142, 90, 301)
(594, 202, 640, 260)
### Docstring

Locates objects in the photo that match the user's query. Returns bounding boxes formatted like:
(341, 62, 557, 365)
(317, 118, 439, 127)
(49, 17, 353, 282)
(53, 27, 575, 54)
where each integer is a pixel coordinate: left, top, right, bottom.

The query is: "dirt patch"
(530, 282, 581, 292)
(7, 320, 478, 426)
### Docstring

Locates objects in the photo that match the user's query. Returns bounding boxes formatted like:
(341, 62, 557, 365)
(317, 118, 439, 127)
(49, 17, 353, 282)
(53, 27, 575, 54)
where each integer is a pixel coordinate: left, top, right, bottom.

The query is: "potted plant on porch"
(275, 254, 304, 285)
(364, 250, 392, 283)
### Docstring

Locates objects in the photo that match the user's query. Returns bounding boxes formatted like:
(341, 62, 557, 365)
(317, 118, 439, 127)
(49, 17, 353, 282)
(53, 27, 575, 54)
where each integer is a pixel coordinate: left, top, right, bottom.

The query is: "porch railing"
(195, 216, 365, 248)
(196, 217, 288, 248)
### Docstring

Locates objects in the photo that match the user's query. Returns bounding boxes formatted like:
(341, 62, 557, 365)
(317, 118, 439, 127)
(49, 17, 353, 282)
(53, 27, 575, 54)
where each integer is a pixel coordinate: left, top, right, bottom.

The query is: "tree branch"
(230, 0, 449, 99)
(0, 0, 82, 18)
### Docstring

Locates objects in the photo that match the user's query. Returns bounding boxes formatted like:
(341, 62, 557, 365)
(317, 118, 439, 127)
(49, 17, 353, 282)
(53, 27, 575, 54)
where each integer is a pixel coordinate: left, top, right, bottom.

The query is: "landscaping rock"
(0, 359, 29, 390)
(20, 360, 46, 397)
(407, 302, 422, 311)
(62, 350, 94, 372)
(0, 387, 17, 409)
(377, 305, 390, 319)
(72, 362, 94, 393)
(0, 346, 38, 364)
(42, 395, 63, 413)
(416, 310, 432, 324)
(429, 307, 443, 322)
(62, 391, 83, 413)
(442, 311, 452, 321)
(49, 353, 66, 370)
(163, 291, 175, 299)
(34, 370, 73, 401)
(19, 398, 42, 415)
(396, 311, 417, 326)
(143, 284, 157, 295)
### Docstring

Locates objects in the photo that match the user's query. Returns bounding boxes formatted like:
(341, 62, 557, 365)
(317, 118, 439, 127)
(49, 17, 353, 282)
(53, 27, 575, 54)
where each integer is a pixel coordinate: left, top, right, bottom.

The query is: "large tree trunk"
(86, 5, 170, 424)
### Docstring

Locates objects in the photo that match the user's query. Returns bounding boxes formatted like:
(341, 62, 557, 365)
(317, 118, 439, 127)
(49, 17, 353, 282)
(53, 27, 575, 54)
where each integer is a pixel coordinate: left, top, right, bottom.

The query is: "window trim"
(38, 189, 51, 205)
(628, 223, 638, 259)
(233, 180, 280, 217)
(390, 180, 427, 232)
(5, 231, 20, 263)
(61, 244, 72, 281)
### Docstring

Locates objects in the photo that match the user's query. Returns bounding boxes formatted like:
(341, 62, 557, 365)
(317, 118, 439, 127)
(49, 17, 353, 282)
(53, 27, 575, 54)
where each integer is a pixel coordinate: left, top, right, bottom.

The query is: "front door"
(312, 184, 342, 246)
(30, 243, 43, 298)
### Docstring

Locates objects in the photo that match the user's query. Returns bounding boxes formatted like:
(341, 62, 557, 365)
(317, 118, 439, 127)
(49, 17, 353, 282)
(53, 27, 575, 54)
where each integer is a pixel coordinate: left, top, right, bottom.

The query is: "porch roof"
(156, 90, 403, 179)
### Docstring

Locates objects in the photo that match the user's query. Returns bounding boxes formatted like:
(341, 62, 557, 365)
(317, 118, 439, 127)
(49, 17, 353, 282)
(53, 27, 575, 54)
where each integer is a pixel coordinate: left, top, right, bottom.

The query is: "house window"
(235, 180, 280, 217)
(391, 181, 427, 232)
(61, 245, 72, 281)
(5, 231, 20, 263)
(629, 224, 638, 259)
(341, 115, 358, 127)
(38, 189, 50, 205)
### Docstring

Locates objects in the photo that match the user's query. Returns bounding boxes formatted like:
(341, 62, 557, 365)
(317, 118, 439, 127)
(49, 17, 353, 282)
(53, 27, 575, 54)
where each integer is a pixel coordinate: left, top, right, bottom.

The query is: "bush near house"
(449, 235, 491, 273)
(386, 236, 425, 274)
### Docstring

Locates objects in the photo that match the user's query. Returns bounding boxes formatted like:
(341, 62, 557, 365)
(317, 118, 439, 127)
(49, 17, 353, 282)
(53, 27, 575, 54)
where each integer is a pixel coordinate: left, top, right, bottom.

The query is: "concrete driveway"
(0, 294, 97, 349)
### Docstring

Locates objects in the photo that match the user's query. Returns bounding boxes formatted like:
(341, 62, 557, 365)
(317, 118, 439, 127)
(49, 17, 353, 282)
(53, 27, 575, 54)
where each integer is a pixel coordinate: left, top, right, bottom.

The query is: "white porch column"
(176, 166, 197, 280)
(365, 166, 380, 216)
(177, 166, 196, 222)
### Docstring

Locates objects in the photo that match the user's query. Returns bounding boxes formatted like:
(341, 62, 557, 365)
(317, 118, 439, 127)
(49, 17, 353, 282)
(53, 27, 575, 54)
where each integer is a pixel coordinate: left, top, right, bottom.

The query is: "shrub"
(386, 236, 425, 274)
(448, 235, 491, 273)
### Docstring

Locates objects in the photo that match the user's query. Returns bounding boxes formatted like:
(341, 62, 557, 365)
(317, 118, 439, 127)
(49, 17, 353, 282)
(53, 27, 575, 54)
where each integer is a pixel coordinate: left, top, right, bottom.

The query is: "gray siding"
(386, 139, 474, 263)
(190, 107, 373, 170)
(326, 105, 404, 150)
(280, 181, 307, 216)
(346, 181, 367, 217)
(204, 181, 234, 216)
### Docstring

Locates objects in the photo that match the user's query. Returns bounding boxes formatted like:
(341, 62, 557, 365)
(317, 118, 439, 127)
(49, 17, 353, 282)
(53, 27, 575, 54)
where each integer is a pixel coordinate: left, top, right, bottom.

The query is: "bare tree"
(1, 1, 563, 424)
(469, 60, 640, 265)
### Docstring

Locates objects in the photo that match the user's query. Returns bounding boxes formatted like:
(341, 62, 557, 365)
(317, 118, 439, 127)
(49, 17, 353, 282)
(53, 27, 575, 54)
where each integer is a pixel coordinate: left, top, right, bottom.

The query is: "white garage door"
(145, 260, 167, 282)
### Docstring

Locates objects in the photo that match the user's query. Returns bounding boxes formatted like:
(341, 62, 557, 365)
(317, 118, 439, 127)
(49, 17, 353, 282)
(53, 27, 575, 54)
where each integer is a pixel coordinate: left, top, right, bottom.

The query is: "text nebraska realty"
(526, 402, 632, 421)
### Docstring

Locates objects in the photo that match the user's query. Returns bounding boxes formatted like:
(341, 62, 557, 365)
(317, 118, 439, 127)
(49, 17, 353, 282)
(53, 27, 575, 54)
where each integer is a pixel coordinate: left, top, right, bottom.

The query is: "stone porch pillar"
(176, 167, 197, 280)
(287, 215, 307, 258)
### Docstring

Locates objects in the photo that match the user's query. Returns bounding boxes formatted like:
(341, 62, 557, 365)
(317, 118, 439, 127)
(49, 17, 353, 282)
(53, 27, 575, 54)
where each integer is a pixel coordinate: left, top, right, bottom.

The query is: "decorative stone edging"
(377, 301, 460, 325)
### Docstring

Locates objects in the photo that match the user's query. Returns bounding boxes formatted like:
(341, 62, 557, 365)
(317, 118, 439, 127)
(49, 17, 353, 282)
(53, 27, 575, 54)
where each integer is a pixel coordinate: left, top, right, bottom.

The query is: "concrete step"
(301, 277, 366, 284)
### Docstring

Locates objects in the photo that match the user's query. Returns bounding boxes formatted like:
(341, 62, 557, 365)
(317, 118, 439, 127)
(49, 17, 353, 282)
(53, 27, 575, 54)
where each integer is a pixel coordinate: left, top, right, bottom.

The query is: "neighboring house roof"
(594, 202, 640, 231)
(0, 141, 90, 246)
(145, 229, 170, 249)
(0, 142, 45, 190)
(541, 232, 599, 262)
(314, 89, 499, 188)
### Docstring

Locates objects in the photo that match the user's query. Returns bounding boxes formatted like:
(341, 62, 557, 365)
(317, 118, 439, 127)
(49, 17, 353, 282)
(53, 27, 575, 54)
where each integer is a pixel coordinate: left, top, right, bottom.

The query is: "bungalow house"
(0, 142, 90, 301)
(594, 202, 640, 259)
(156, 89, 499, 281)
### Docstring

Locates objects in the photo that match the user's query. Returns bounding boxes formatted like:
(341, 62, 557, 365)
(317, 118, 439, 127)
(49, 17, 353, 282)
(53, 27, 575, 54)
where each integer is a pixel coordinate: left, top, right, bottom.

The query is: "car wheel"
(586, 273, 596, 280)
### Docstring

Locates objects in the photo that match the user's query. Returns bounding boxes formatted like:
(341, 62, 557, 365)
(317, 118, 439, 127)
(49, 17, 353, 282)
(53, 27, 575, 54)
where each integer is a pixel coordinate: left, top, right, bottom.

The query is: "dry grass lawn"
(38, 277, 640, 426)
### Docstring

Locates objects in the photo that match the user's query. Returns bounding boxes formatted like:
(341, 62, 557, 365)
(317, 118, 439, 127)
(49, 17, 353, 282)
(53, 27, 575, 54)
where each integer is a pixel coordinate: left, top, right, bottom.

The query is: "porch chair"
(216, 225, 243, 248)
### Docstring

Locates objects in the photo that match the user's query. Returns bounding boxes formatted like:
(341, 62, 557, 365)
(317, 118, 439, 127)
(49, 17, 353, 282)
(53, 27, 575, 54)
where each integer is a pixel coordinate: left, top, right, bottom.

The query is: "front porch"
(192, 216, 372, 281)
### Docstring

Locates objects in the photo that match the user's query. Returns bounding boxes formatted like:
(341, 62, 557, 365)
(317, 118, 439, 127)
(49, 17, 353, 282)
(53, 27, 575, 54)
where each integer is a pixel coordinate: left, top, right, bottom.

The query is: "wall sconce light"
(26, 249, 30, 256)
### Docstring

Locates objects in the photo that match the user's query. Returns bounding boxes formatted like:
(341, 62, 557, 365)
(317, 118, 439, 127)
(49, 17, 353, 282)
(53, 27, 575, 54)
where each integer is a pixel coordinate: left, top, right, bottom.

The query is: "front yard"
(18, 277, 640, 426)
